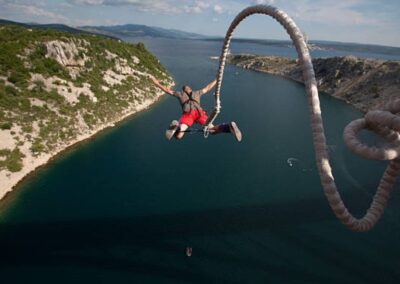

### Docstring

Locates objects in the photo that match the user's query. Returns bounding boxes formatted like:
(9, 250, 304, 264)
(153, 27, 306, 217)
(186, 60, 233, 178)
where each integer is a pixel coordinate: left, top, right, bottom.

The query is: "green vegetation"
(370, 83, 379, 96)
(0, 25, 172, 169)
(0, 122, 12, 130)
(0, 147, 25, 172)
(30, 140, 46, 156)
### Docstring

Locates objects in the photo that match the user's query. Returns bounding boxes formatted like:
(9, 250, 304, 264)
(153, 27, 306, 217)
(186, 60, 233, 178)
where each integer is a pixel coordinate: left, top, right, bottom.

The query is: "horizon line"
(1, 17, 400, 49)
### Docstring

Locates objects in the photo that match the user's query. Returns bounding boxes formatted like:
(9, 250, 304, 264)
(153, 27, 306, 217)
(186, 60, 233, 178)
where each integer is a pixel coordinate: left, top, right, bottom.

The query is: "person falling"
(150, 76, 242, 141)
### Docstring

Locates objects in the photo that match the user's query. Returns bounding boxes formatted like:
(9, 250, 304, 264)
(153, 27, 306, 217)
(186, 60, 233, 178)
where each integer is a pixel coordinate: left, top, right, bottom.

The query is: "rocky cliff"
(227, 54, 400, 112)
(0, 25, 173, 199)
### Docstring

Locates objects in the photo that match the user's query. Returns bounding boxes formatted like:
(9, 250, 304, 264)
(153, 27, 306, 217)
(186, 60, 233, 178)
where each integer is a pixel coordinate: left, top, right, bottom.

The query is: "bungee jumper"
(150, 75, 242, 141)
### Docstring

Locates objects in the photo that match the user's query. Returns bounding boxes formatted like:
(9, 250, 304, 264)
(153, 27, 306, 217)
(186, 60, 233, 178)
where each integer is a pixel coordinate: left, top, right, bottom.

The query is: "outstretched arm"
(149, 75, 174, 95)
(200, 79, 217, 95)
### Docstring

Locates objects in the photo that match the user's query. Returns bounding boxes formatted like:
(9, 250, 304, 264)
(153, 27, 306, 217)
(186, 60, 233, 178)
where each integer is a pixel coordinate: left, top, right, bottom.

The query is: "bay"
(0, 37, 399, 284)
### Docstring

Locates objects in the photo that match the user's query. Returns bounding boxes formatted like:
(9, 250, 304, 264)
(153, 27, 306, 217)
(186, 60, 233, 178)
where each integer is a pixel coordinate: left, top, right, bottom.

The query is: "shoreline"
(0, 90, 166, 203)
(224, 54, 400, 113)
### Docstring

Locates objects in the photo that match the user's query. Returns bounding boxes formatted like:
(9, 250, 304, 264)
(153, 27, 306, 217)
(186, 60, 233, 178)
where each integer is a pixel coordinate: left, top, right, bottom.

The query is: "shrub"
(37, 43, 47, 57)
(22, 124, 33, 133)
(0, 148, 25, 172)
(85, 60, 93, 68)
(8, 71, 25, 84)
(5, 85, 18, 96)
(31, 141, 45, 155)
(0, 122, 12, 130)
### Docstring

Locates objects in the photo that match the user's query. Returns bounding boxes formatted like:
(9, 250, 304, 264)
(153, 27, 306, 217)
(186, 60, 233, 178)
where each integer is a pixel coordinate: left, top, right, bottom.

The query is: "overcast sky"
(1, 0, 399, 47)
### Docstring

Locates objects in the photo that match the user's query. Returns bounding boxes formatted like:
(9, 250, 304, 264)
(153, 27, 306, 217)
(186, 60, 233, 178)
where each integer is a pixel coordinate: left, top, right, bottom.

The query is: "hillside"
(226, 54, 400, 112)
(0, 18, 118, 39)
(0, 25, 173, 199)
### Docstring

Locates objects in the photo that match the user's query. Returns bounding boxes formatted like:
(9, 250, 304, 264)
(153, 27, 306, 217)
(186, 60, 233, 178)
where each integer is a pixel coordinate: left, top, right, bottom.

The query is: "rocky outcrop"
(226, 54, 400, 112)
(45, 39, 89, 67)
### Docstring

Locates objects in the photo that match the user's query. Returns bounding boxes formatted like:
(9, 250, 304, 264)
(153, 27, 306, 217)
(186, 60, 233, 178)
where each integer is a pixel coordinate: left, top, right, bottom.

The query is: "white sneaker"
(229, 122, 242, 142)
(165, 120, 179, 140)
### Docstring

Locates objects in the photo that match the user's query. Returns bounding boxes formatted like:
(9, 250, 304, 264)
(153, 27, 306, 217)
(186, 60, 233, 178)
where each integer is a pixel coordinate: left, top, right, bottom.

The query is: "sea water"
(0, 38, 399, 284)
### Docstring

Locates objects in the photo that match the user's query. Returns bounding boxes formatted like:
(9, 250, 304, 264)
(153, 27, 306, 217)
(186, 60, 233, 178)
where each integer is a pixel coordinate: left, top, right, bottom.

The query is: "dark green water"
(0, 38, 399, 283)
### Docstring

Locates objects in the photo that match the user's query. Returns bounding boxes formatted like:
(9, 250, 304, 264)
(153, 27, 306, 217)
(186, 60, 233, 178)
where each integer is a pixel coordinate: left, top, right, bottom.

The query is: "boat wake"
(287, 157, 312, 172)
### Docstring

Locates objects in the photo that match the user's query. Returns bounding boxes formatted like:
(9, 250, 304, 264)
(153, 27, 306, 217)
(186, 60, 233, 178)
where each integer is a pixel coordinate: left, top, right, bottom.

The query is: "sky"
(0, 0, 399, 47)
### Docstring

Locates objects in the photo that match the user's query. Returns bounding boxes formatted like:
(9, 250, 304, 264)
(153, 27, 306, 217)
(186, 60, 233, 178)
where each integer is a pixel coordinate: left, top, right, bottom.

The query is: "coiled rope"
(206, 5, 400, 232)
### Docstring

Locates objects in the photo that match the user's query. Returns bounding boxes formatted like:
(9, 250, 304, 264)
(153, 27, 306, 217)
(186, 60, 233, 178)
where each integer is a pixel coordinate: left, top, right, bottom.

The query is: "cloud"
(0, 1, 93, 26)
(69, 0, 181, 14)
(69, 0, 229, 15)
(195, 1, 211, 10)
(184, 1, 211, 13)
(71, 0, 103, 4)
(213, 4, 223, 14)
(286, 0, 382, 27)
(8, 2, 70, 23)
(252, 0, 274, 5)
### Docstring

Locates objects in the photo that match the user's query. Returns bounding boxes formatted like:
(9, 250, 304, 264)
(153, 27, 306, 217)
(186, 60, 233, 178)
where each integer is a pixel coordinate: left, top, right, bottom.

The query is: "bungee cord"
(206, 5, 399, 232)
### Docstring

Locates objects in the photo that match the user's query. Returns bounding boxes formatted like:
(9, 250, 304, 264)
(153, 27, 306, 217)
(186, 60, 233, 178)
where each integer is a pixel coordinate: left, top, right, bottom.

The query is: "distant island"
(0, 25, 173, 200)
(78, 24, 207, 40)
(225, 54, 400, 112)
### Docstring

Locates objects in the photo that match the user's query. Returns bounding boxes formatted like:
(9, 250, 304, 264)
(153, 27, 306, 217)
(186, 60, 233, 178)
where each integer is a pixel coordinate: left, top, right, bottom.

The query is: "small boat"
(185, 246, 192, 257)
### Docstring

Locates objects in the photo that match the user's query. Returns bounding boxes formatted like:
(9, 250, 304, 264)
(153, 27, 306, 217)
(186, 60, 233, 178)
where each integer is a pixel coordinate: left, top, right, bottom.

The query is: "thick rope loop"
(344, 110, 400, 161)
(209, 5, 399, 232)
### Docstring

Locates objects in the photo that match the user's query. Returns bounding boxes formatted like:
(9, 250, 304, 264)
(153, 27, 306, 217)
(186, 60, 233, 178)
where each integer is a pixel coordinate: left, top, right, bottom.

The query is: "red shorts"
(179, 109, 208, 127)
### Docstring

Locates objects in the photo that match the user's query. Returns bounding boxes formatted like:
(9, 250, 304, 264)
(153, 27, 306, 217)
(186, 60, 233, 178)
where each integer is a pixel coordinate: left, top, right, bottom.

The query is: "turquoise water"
(0, 38, 399, 283)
